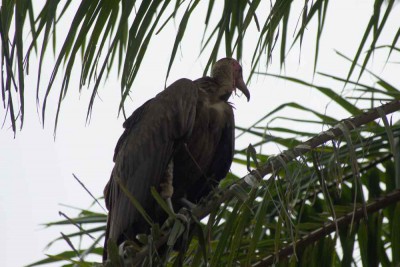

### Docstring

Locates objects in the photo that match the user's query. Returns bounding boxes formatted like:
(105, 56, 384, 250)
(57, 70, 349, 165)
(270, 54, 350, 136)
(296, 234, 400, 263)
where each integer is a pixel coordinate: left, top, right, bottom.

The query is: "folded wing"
(104, 79, 198, 249)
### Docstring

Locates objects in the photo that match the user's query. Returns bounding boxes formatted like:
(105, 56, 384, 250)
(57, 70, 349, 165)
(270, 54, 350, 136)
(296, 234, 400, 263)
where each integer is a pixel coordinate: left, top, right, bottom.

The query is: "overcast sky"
(1, 1, 400, 266)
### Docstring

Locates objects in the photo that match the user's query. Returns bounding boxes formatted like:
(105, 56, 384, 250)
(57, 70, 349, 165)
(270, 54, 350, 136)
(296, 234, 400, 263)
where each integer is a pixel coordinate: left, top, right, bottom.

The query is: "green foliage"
(33, 90, 400, 266)
(1, 0, 379, 133)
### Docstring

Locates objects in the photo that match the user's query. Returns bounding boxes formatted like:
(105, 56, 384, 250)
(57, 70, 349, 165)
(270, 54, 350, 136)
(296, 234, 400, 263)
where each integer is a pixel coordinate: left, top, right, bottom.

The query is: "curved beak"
(236, 78, 250, 101)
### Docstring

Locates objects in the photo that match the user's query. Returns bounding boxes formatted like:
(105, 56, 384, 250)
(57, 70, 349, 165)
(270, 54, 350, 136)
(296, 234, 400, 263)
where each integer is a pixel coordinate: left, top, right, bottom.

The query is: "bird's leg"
(160, 160, 175, 213)
(159, 161, 189, 241)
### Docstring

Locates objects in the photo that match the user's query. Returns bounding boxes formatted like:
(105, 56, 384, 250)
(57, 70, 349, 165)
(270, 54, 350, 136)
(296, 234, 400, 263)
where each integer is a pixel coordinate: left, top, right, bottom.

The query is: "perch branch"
(194, 100, 400, 219)
(131, 100, 400, 264)
(252, 188, 400, 266)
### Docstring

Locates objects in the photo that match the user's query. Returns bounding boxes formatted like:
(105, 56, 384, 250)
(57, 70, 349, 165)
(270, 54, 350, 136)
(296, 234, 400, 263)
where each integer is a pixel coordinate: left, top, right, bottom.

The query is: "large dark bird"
(103, 58, 250, 261)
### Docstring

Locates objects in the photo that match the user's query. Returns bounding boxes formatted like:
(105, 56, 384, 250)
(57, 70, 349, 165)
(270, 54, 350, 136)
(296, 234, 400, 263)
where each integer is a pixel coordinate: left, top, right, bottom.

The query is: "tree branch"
(194, 100, 400, 220)
(252, 188, 400, 266)
(130, 100, 400, 265)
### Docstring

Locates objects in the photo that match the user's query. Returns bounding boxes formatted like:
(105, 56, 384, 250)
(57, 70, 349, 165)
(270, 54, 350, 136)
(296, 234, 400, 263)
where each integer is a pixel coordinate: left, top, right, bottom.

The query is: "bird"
(103, 58, 250, 261)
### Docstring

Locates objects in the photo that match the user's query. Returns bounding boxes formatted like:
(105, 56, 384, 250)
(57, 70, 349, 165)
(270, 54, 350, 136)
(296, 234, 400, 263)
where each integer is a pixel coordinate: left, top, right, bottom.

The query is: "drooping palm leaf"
(5, 0, 396, 134)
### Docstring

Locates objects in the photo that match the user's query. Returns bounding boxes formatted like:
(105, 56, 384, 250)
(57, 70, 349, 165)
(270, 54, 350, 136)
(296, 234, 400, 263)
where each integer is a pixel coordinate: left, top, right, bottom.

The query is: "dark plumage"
(103, 58, 250, 261)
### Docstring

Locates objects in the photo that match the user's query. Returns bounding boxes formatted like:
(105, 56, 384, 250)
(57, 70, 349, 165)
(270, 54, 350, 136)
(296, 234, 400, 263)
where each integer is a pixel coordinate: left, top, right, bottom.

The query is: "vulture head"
(211, 58, 250, 101)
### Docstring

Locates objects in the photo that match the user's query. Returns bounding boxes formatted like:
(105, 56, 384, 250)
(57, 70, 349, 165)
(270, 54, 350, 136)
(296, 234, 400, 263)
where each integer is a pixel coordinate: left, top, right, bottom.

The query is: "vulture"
(103, 58, 250, 261)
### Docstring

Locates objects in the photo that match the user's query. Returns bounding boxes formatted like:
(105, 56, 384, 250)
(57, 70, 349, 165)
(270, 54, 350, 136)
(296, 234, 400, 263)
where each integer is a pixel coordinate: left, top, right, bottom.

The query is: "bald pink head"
(211, 58, 250, 101)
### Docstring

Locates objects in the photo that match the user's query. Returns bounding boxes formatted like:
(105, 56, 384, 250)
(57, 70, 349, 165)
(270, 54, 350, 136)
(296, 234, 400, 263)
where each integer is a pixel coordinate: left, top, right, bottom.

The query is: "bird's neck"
(195, 75, 234, 103)
(212, 73, 234, 102)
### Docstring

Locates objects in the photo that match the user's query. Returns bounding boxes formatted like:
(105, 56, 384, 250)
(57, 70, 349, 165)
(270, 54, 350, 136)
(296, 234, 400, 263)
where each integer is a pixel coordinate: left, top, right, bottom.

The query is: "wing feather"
(181, 106, 235, 203)
(113, 99, 154, 162)
(105, 79, 198, 245)
(208, 109, 235, 180)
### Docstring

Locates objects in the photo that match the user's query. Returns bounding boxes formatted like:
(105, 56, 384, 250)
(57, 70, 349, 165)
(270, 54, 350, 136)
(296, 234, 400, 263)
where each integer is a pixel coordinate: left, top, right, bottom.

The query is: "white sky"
(1, 1, 400, 266)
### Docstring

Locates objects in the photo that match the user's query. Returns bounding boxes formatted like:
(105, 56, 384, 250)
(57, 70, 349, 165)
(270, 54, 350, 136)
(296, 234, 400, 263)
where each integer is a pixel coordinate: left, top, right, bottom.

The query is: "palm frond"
(5, 0, 397, 134)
